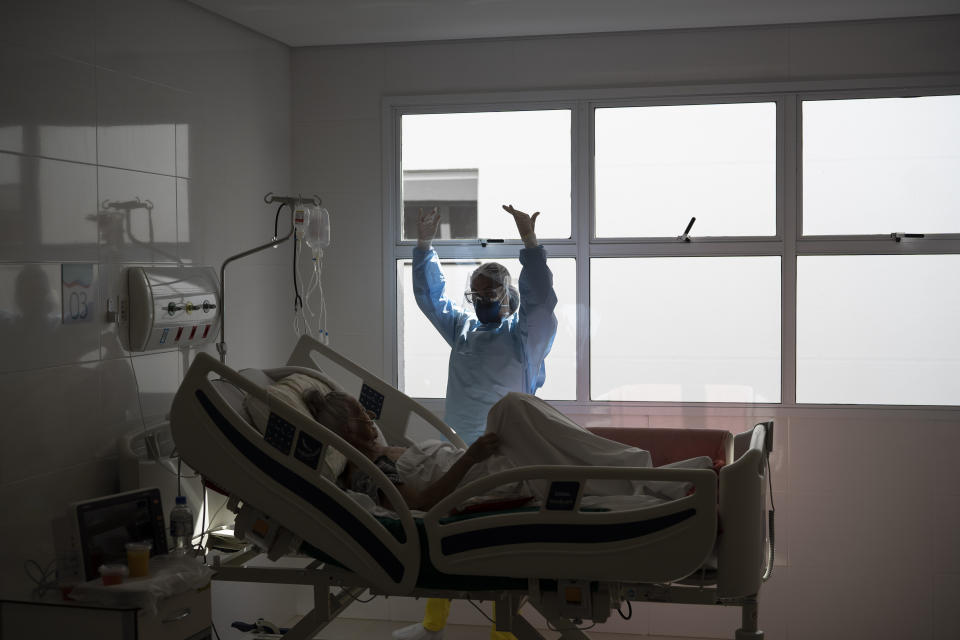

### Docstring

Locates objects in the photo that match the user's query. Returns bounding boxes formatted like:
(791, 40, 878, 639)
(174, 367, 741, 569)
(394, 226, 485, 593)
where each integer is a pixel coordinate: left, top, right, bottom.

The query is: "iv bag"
(306, 207, 331, 250)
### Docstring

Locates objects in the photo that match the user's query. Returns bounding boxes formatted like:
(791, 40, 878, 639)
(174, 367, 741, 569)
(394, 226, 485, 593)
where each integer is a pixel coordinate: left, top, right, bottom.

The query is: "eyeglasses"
(465, 287, 505, 304)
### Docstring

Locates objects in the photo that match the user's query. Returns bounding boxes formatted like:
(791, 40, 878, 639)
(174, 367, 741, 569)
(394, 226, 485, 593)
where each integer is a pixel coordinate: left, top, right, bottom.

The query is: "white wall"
(292, 15, 960, 640)
(0, 0, 296, 630)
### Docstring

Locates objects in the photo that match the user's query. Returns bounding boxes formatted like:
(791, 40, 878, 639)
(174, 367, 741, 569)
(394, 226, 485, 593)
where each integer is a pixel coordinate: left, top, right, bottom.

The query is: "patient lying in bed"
(304, 388, 500, 511)
(304, 389, 712, 514)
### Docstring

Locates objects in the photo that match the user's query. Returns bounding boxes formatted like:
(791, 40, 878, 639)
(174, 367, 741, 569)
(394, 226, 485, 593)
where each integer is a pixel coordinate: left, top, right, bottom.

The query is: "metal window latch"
(478, 238, 504, 248)
(890, 232, 925, 242)
(677, 217, 696, 242)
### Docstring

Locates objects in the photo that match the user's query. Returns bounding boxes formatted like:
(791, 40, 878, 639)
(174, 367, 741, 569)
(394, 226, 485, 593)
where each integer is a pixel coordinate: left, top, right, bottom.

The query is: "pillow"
(242, 373, 348, 481)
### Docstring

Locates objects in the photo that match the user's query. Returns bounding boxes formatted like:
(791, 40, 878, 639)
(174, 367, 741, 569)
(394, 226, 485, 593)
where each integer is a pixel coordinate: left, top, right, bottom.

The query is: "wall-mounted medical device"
(122, 266, 221, 352)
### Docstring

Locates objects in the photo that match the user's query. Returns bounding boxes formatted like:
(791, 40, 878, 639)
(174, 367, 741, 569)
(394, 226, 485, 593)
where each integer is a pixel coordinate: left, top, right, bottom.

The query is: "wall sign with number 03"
(61, 264, 95, 325)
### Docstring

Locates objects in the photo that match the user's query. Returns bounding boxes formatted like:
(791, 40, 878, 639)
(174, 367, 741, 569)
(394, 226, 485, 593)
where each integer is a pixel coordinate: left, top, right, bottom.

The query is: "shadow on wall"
(0, 264, 100, 371)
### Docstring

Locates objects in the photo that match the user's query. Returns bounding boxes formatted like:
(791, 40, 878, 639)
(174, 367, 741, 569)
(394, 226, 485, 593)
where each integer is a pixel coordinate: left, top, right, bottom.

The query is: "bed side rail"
(287, 335, 466, 449)
(717, 420, 773, 599)
(171, 352, 421, 593)
(423, 465, 718, 584)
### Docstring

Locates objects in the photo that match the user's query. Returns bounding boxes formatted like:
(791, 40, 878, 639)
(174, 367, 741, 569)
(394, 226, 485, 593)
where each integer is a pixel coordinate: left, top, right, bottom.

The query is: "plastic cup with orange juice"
(124, 541, 152, 578)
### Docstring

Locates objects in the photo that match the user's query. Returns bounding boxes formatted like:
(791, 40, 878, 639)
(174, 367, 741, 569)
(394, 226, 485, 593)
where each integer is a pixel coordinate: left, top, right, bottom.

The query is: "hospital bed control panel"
(124, 266, 221, 352)
(265, 413, 296, 456)
(265, 412, 325, 471)
(359, 384, 384, 419)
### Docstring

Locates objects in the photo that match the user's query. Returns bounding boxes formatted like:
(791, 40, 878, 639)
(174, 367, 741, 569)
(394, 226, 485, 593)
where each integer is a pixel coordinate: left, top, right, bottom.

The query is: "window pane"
(397, 257, 576, 401)
(401, 111, 571, 241)
(595, 103, 776, 238)
(803, 95, 960, 235)
(591, 257, 781, 402)
(797, 255, 960, 405)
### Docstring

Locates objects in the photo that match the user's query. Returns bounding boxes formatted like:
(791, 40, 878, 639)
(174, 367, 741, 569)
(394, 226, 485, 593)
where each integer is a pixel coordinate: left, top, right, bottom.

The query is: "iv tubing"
(297, 247, 325, 342)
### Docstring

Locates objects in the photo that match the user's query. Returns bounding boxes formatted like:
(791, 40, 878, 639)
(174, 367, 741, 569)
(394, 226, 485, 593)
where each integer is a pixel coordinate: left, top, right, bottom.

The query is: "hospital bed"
(169, 335, 774, 640)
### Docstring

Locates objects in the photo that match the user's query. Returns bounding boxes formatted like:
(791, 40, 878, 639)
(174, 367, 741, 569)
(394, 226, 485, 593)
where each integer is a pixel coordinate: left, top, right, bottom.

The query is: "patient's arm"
(379, 445, 408, 461)
(392, 433, 499, 511)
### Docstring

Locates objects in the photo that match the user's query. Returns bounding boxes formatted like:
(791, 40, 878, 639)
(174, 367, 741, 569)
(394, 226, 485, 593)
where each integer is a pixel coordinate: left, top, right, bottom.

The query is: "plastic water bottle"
(169, 496, 194, 556)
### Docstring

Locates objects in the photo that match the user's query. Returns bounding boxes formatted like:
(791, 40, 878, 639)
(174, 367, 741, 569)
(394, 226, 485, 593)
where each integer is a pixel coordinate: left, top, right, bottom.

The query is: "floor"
(215, 616, 712, 639)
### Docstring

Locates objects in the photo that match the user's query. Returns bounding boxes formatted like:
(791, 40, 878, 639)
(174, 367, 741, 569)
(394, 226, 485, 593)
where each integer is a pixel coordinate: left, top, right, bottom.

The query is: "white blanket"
(396, 392, 712, 506)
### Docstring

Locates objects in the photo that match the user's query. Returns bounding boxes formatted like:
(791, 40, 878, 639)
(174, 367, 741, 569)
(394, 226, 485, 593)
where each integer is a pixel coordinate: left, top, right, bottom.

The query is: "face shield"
(464, 262, 514, 323)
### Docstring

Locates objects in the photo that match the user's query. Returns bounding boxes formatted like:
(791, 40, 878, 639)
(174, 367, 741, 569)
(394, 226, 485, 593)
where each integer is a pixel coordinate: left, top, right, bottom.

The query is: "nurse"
(394, 204, 558, 640)
(412, 204, 559, 444)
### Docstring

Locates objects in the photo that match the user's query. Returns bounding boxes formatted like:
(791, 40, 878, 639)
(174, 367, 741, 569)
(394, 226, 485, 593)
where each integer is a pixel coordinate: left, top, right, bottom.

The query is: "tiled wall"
(0, 0, 294, 615)
(291, 16, 960, 640)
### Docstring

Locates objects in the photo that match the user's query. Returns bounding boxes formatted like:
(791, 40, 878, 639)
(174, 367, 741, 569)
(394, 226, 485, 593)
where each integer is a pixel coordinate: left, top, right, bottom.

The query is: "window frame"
(797, 87, 960, 247)
(590, 94, 784, 244)
(382, 78, 960, 414)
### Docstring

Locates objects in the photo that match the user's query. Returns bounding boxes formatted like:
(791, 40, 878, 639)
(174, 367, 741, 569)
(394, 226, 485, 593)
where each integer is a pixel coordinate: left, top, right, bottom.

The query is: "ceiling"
(188, 0, 960, 47)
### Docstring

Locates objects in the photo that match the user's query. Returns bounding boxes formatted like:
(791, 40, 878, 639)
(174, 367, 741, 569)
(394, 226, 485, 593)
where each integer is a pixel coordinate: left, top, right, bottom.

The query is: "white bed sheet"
(388, 393, 712, 516)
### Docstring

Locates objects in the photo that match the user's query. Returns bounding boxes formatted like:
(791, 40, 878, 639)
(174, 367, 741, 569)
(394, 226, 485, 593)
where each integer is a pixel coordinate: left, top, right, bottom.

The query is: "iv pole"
(216, 192, 322, 364)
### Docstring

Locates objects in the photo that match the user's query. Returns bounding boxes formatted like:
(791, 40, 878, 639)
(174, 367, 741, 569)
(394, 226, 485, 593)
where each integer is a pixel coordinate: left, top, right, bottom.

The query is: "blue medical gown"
(412, 245, 559, 444)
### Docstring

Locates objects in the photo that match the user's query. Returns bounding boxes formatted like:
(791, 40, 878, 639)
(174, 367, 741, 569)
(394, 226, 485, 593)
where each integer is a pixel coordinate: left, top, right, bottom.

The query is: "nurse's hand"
(463, 433, 500, 464)
(503, 204, 540, 247)
(417, 207, 441, 249)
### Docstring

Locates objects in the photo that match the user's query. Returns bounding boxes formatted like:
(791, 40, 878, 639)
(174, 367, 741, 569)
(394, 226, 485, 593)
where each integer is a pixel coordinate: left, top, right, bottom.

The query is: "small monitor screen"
(74, 488, 168, 581)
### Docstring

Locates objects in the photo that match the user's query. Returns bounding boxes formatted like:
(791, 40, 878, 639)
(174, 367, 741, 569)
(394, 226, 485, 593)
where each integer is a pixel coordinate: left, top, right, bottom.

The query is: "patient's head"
(303, 389, 380, 457)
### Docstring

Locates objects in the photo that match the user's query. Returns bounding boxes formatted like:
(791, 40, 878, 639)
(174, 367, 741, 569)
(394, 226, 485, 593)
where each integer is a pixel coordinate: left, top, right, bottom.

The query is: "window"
(389, 87, 960, 409)
(591, 257, 781, 403)
(797, 255, 960, 405)
(796, 92, 960, 406)
(590, 101, 781, 403)
(401, 110, 572, 241)
(595, 102, 777, 238)
(803, 95, 960, 236)
(395, 107, 575, 402)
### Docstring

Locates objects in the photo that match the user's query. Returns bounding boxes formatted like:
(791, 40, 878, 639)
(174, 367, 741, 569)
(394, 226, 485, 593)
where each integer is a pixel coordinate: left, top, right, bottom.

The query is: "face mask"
(474, 299, 502, 324)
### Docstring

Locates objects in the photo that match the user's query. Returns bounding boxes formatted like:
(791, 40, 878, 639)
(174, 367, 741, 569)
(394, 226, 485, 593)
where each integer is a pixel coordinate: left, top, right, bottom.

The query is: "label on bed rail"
(545, 481, 580, 511)
(359, 384, 384, 419)
(294, 431, 323, 470)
